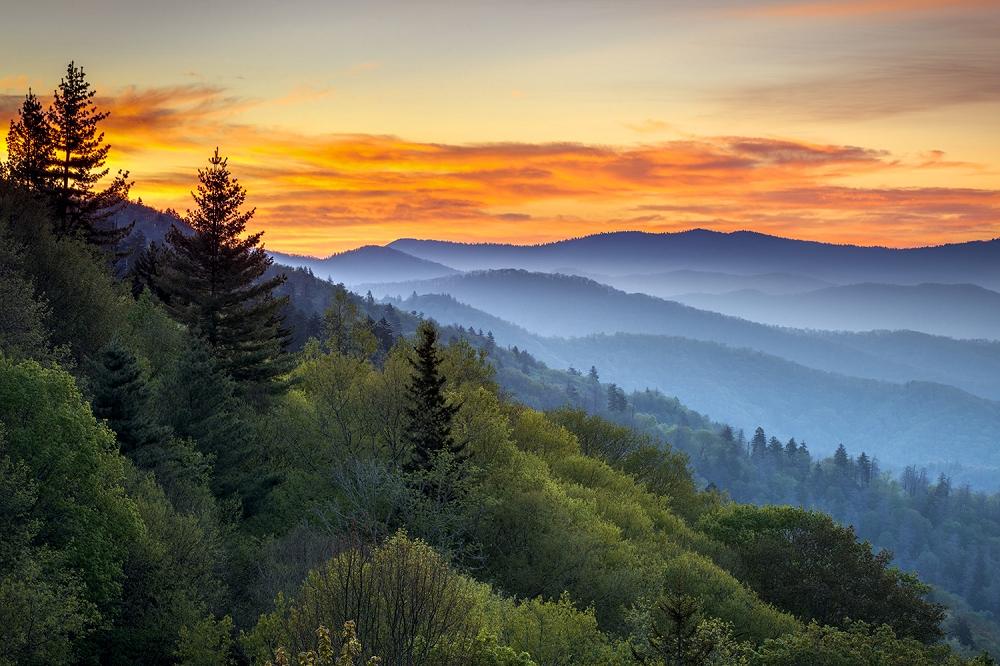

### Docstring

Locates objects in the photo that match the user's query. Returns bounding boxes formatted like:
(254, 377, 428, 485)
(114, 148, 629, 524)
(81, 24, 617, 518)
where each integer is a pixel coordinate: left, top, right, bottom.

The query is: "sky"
(1, 0, 999, 255)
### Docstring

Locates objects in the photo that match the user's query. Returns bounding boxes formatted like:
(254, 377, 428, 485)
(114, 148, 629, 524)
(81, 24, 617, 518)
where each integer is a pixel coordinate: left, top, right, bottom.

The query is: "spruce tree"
(403, 321, 465, 474)
(5, 90, 52, 192)
(160, 148, 290, 392)
(750, 427, 768, 459)
(91, 341, 168, 454)
(47, 62, 131, 245)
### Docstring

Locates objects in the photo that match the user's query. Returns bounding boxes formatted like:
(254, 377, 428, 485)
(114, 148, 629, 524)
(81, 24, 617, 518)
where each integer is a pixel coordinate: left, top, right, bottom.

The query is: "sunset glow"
(2, 0, 998, 254)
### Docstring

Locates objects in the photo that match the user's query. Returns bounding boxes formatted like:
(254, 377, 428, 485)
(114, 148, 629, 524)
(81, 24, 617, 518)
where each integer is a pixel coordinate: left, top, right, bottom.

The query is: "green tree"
(323, 290, 377, 360)
(404, 321, 465, 476)
(698, 504, 945, 643)
(158, 342, 250, 498)
(0, 450, 98, 666)
(47, 62, 131, 245)
(0, 357, 144, 620)
(91, 341, 169, 454)
(160, 149, 290, 393)
(0, 220, 54, 362)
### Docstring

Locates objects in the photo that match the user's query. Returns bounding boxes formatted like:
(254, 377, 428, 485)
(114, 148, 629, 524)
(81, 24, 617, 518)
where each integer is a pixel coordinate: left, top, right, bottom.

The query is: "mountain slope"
(269, 245, 459, 284)
(393, 292, 1000, 471)
(601, 269, 835, 297)
(389, 230, 1000, 288)
(364, 270, 1000, 400)
(674, 283, 1000, 340)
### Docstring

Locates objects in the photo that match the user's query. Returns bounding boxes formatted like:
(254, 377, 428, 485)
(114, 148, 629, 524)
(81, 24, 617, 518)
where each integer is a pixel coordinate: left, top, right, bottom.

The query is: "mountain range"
(269, 245, 458, 285)
(366, 270, 1000, 401)
(391, 291, 1000, 474)
(389, 230, 1000, 289)
(673, 282, 1000, 340)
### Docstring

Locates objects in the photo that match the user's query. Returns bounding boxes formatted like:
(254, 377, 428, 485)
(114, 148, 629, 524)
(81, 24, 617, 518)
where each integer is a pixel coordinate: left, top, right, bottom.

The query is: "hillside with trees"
(0, 63, 995, 665)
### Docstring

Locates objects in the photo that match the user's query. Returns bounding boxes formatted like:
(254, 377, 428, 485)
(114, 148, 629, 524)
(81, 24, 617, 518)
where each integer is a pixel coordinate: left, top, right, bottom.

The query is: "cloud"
(1, 82, 996, 253)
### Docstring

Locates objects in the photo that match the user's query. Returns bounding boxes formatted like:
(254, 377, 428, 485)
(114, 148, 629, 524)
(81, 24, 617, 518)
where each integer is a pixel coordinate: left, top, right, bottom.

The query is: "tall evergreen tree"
(5, 90, 52, 192)
(833, 443, 851, 470)
(750, 427, 768, 459)
(47, 62, 131, 245)
(403, 321, 465, 474)
(160, 149, 290, 392)
(90, 341, 168, 455)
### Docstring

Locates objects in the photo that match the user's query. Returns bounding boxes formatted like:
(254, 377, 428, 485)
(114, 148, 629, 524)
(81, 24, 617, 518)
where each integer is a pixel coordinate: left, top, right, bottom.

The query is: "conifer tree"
(750, 427, 768, 459)
(47, 62, 131, 245)
(160, 149, 290, 392)
(403, 321, 465, 475)
(833, 443, 850, 470)
(90, 341, 168, 454)
(5, 90, 52, 192)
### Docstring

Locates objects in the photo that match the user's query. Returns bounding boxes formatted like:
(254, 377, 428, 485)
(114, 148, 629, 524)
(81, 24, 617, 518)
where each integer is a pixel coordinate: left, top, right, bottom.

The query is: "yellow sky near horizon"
(1, 0, 998, 255)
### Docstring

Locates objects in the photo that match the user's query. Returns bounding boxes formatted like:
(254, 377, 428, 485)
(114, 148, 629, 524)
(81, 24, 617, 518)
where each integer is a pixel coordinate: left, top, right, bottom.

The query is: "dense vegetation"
(454, 334, 1000, 658)
(0, 63, 995, 664)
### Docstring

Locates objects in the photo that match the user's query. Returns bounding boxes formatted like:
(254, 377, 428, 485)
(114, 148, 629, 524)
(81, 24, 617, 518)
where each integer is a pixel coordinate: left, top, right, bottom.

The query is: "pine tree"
(47, 62, 131, 245)
(91, 341, 168, 454)
(160, 149, 290, 393)
(129, 241, 165, 299)
(750, 427, 768, 459)
(857, 451, 873, 485)
(403, 321, 465, 475)
(833, 443, 850, 470)
(372, 316, 396, 362)
(5, 90, 52, 192)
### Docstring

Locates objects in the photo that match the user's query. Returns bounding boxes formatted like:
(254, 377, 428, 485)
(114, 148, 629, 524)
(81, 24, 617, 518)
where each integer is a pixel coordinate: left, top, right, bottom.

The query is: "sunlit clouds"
(2, 80, 997, 255)
(1, 1, 998, 254)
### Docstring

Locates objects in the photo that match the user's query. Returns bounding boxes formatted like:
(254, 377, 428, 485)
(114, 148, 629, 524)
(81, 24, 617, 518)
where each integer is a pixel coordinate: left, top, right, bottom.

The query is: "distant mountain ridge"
(362, 269, 1000, 401)
(392, 291, 1000, 471)
(675, 282, 1000, 340)
(388, 230, 1000, 289)
(599, 269, 835, 297)
(269, 245, 459, 285)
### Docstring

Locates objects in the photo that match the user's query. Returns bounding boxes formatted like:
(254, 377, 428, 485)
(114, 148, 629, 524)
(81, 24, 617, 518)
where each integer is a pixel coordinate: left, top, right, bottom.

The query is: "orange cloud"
(2, 83, 997, 254)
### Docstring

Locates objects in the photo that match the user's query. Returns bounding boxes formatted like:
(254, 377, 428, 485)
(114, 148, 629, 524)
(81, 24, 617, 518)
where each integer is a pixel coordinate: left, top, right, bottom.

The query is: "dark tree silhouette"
(404, 321, 465, 475)
(5, 90, 52, 192)
(47, 62, 131, 245)
(160, 148, 290, 393)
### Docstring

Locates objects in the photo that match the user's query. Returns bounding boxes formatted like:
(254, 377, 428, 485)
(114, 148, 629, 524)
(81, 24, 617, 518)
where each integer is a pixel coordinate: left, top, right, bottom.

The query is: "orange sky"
(1, 0, 998, 255)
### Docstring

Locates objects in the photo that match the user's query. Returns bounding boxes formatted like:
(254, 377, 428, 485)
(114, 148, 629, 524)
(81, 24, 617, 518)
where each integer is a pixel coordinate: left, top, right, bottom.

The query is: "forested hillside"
(0, 64, 995, 665)
(363, 270, 1000, 401)
(384, 292, 1000, 477)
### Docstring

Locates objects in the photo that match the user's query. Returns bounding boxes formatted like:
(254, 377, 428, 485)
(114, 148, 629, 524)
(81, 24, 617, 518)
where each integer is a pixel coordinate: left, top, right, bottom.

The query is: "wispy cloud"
(722, 55, 1000, 121)
(733, 0, 997, 19)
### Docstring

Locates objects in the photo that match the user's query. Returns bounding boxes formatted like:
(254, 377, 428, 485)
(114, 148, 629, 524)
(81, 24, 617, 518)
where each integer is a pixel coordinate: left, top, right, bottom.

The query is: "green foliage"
(752, 621, 967, 666)
(2, 197, 128, 361)
(698, 504, 945, 643)
(323, 289, 378, 360)
(245, 532, 492, 665)
(0, 450, 98, 666)
(0, 357, 143, 614)
(497, 593, 627, 666)
(102, 472, 228, 665)
(91, 340, 169, 454)
(0, 218, 55, 362)
(176, 615, 236, 666)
